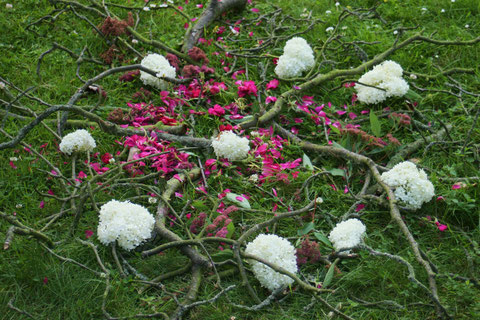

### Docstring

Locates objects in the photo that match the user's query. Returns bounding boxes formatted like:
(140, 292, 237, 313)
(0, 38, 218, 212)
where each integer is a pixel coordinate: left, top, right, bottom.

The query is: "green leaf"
(192, 201, 208, 210)
(328, 168, 345, 177)
(329, 124, 341, 135)
(211, 249, 234, 262)
(323, 258, 339, 288)
(297, 222, 315, 236)
(314, 232, 332, 247)
(370, 111, 381, 137)
(229, 115, 253, 123)
(225, 193, 251, 209)
(302, 153, 314, 170)
(404, 89, 423, 101)
(332, 141, 345, 149)
(226, 222, 235, 238)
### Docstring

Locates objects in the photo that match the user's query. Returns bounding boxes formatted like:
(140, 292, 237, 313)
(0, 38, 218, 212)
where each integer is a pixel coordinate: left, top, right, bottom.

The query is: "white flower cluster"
(354, 60, 409, 104)
(97, 200, 155, 251)
(211, 130, 250, 161)
(275, 37, 315, 78)
(381, 161, 435, 210)
(140, 53, 176, 90)
(328, 219, 366, 251)
(59, 129, 96, 155)
(245, 234, 298, 291)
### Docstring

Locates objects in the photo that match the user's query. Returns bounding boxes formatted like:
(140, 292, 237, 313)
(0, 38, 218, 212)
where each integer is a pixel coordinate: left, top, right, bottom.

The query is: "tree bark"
(182, 0, 247, 52)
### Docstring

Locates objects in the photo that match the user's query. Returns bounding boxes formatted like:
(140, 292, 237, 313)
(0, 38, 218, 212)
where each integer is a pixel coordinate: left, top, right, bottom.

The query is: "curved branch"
(182, 0, 247, 52)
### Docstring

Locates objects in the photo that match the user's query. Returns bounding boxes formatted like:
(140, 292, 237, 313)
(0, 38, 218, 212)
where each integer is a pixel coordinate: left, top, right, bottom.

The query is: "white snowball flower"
(211, 130, 250, 161)
(59, 129, 96, 155)
(328, 219, 366, 251)
(245, 234, 298, 291)
(140, 53, 176, 90)
(381, 161, 435, 210)
(97, 200, 155, 251)
(274, 37, 315, 78)
(354, 60, 409, 104)
(274, 55, 305, 78)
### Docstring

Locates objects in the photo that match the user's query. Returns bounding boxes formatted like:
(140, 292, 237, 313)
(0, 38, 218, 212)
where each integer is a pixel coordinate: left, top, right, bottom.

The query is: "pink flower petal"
(355, 204, 365, 212)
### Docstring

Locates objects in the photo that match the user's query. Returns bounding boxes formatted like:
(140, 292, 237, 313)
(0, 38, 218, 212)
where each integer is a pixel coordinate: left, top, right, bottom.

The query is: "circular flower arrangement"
(275, 37, 315, 78)
(59, 129, 96, 155)
(211, 130, 250, 161)
(140, 53, 176, 90)
(328, 218, 367, 252)
(380, 161, 435, 210)
(354, 60, 409, 104)
(97, 200, 155, 251)
(245, 234, 298, 291)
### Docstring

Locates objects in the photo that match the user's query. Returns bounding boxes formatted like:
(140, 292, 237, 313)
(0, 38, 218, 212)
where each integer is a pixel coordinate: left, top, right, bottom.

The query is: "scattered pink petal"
(348, 112, 357, 120)
(85, 230, 94, 239)
(9, 161, 17, 169)
(265, 96, 277, 104)
(251, 8, 259, 13)
(344, 186, 349, 194)
(438, 224, 448, 232)
(355, 204, 365, 212)
(175, 192, 183, 198)
(266, 79, 279, 90)
(43, 277, 48, 285)
(272, 188, 278, 197)
(78, 171, 87, 179)
(39, 200, 45, 209)
(436, 196, 445, 201)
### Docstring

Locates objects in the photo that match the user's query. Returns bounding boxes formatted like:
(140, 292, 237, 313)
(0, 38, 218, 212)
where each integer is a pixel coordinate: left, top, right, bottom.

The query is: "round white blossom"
(59, 129, 96, 155)
(97, 200, 155, 251)
(354, 60, 409, 104)
(381, 161, 435, 210)
(328, 219, 366, 251)
(245, 234, 298, 291)
(274, 37, 314, 78)
(140, 53, 176, 90)
(211, 131, 250, 161)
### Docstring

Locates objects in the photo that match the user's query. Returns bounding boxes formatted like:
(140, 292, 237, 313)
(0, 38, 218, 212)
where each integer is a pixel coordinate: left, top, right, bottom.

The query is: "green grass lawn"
(0, 0, 479, 319)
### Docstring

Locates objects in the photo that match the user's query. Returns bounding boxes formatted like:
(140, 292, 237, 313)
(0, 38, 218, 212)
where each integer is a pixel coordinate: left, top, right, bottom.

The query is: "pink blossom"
(235, 80, 258, 97)
(251, 8, 259, 12)
(78, 171, 87, 179)
(266, 79, 279, 90)
(175, 192, 183, 198)
(355, 204, 365, 212)
(43, 277, 48, 285)
(9, 161, 17, 169)
(39, 200, 45, 209)
(208, 104, 226, 116)
(451, 184, 462, 190)
(436, 196, 445, 201)
(348, 112, 357, 120)
(48, 189, 55, 196)
(85, 230, 94, 239)
(435, 221, 448, 232)
(344, 186, 349, 194)
(265, 96, 277, 104)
